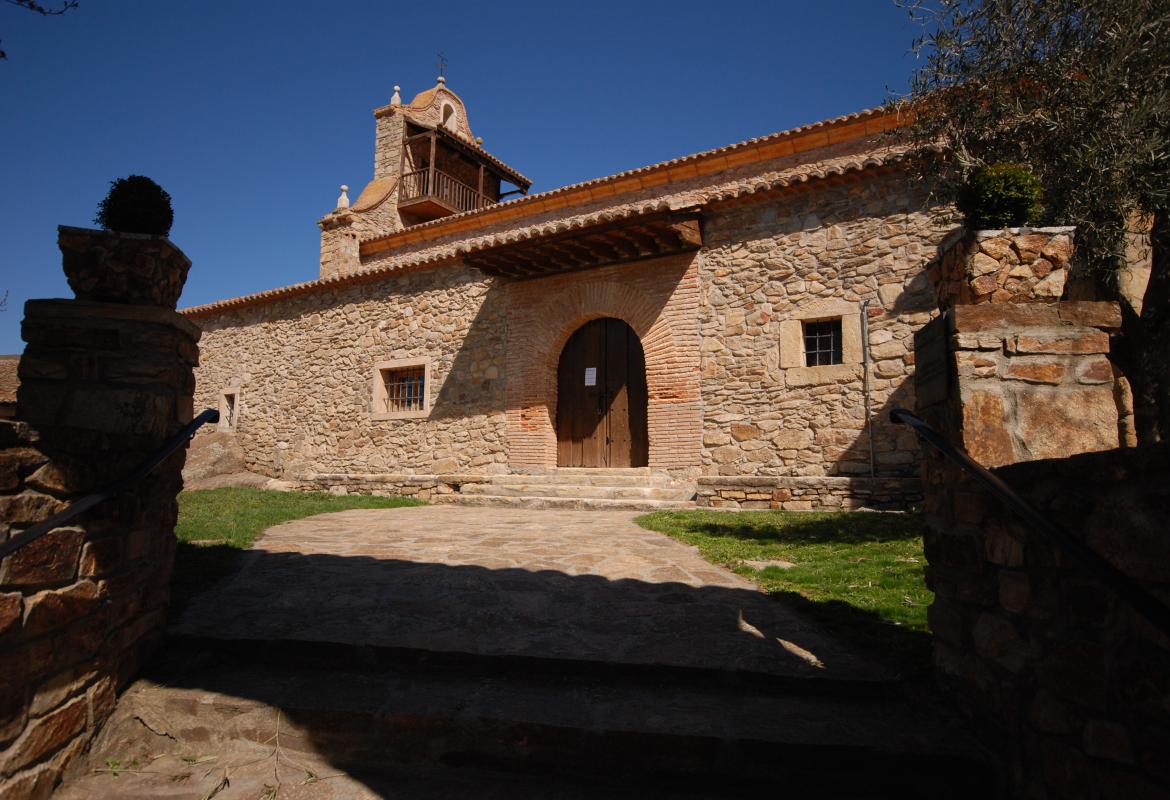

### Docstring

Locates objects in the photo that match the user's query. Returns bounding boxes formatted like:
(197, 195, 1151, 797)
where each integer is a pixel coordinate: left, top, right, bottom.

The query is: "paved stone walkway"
(173, 506, 885, 681)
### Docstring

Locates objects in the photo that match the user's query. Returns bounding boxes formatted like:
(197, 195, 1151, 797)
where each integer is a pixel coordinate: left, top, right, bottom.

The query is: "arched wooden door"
(556, 318, 649, 468)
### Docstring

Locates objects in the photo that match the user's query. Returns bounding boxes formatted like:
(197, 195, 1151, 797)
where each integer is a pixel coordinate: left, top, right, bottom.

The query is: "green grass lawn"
(171, 487, 423, 614)
(635, 509, 933, 673)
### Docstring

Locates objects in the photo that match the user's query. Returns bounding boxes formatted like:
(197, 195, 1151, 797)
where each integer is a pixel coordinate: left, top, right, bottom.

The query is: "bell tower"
(318, 76, 532, 279)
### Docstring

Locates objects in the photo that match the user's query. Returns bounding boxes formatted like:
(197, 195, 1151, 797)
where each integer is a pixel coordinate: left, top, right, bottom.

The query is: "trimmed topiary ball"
(956, 163, 1044, 231)
(94, 175, 174, 237)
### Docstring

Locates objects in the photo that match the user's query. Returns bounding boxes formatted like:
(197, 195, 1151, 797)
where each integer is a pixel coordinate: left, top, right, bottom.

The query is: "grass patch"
(171, 487, 423, 614)
(635, 509, 933, 674)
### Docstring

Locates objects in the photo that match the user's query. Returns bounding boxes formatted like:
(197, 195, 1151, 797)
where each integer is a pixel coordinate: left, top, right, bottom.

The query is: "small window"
(371, 359, 430, 420)
(803, 319, 843, 366)
(441, 103, 455, 129)
(219, 388, 240, 431)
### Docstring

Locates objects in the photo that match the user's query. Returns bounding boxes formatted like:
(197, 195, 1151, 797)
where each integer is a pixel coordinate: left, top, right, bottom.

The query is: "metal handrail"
(0, 408, 220, 561)
(891, 408, 1170, 639)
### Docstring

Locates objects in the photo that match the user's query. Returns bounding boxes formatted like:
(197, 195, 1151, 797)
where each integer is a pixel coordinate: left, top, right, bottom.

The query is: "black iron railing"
(891, 408, 1170, 639)
(0, 408, 220, 560)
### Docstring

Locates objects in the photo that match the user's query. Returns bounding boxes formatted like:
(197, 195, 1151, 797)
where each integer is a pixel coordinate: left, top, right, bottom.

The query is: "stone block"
(950, 304, 1062, 333)
(1004, 361, 1066, 385)
(22, 581, 100, 637)
(1083, 720, 1135, 764)
(1075, 358, 1113, 385)
(0, 527, 84, 586)
(959, 389, 1016, 467)
(0, 695, 86, 776)
(729, 423, 761, 442)
(1014, 385, 1119, 460)
(1058, 301, 1122, 330)
(0, 593, 21, 641)
(998, 571, 1030, 613)
(1029, 689, 1081, 735)
(1010, 330, 1110, 354)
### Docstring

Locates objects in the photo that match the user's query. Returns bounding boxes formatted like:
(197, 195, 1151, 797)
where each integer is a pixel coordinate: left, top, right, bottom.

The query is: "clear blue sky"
(0, 0, 923, 354)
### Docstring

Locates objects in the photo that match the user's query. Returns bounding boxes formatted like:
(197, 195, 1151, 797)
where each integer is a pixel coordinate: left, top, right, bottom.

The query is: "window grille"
(224, 393, 236, 427)
(803, 319, 843, 366)
(381, 365, 426, 414)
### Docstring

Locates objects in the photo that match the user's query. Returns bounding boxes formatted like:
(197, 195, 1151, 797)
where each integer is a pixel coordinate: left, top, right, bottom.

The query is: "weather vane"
(436, 52, 448, 78)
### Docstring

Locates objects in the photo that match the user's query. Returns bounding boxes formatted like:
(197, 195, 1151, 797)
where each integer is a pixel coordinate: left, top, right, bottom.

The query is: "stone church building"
(184, 78, 950, 509)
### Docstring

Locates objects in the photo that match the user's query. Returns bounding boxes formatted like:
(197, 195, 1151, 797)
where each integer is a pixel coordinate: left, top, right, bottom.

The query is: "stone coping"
(58, 225, 192, 269)
(946, 300, 1122, 333)
(971, 225, 1076, 241)
(697, 475, 921, 487)
(25, 298, 203, 340)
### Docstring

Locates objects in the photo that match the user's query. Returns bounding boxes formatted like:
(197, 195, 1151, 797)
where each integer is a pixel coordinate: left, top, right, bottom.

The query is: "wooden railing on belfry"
(399, 167, 491, 214)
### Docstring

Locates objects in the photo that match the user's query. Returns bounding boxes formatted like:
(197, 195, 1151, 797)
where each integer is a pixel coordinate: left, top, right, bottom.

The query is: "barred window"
(381, 365, 425, 414)
(802, 319, 843, 367)
(371, 359, 430, 419)
(219, 387, 240, 431)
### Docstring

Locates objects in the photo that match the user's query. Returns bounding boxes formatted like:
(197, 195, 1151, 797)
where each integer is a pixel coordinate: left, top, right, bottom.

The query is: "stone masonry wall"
(192, 262, 508, 479)
(911, 227, 1159, 796)
(696, 475, 921, 510)
(920, 443, 1170, 799)
(915, 302, 1122, 468)
(936, 227, 1074, 309)
(698, 172, 955, 479)
(0, 299, 198, 798)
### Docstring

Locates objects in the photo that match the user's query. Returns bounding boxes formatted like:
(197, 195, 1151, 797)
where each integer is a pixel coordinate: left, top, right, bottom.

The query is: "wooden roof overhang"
(404, 121, 532, 191)
(464, 209, 703, 280)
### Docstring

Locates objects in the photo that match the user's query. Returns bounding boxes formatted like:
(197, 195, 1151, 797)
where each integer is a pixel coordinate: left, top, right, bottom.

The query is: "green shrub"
(956, 162, 1044, 230)
(94, 175, 174, 236)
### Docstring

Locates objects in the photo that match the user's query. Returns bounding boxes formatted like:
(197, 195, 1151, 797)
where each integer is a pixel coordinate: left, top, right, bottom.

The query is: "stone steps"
(482, 471, 681, 487)
(434, 493, 694, 512)
(437, 468, 697, 510)
(58, 637, 995, 799)
(459, 482, 695, 501)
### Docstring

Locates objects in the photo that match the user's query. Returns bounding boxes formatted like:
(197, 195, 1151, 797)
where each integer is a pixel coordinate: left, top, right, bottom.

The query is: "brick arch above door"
(504, 252, 702, 470)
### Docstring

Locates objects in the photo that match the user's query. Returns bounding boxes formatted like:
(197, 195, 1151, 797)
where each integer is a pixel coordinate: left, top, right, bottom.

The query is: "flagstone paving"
(172, 506, 888, 681)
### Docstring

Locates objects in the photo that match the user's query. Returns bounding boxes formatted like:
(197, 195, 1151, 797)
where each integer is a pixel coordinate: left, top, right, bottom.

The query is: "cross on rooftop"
(436, 52, 448, 78)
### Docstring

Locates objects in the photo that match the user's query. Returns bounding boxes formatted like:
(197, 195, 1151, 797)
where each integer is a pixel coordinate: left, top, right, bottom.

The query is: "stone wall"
(920, 443, 1170, 799)
(935, 227, 1075, 309)
(911, 227, 1163, 796)
(0, 299, 198, 797)
(192, 171, 961, 494)
(915, 302, 1122, 468)
(191, 262, 509, 479)
(698, 173, 954, 478)
(696, 475, 921, 510)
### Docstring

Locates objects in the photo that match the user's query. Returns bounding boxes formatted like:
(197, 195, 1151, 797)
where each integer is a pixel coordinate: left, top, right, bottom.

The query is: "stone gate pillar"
(911, 227, 1148, 797)
(0, 233, 199, 797)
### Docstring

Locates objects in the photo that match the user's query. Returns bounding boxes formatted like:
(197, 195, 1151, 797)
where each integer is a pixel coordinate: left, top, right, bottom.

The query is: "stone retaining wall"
(695, 475, 921, 510)
(921, 444, 1170, 799)
(0, 299, 198, 797)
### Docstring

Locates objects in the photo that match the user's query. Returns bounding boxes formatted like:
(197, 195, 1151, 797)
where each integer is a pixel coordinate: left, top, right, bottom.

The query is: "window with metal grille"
(802, 319, 843, 366)
(380, 365, 426, 414)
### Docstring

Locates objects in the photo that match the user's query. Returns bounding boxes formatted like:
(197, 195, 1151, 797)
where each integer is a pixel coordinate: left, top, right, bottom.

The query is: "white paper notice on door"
(584, 367, 597, 387)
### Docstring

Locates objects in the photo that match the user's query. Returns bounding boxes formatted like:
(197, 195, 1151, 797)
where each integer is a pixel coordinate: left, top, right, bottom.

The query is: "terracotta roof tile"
(350, 176, 398, 212)
(181, 143, 910, 319)
(359, 104, 901, 248)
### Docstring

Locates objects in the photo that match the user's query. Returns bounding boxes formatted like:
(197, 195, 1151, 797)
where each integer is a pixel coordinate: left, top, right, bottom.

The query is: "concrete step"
(459, 482, 695, 501)
(58, 638, 994, 800)
(434, 493, 695, 512)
